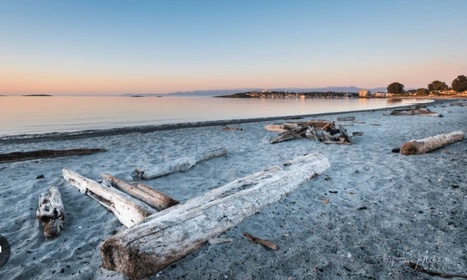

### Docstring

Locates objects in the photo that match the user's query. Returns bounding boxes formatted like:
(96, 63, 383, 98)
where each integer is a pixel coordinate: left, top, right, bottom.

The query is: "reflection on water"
(0, 96, 432, 136)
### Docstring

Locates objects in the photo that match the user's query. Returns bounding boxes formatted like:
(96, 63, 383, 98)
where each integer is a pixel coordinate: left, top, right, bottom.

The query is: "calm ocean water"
(0, 96, 431, 137)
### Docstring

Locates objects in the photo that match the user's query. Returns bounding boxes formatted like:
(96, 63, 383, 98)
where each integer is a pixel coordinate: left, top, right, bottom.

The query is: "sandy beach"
(1, 99, 466, 279)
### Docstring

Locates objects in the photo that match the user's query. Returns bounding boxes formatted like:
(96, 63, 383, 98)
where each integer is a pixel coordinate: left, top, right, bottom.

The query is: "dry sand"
(0, 100, 466, 279)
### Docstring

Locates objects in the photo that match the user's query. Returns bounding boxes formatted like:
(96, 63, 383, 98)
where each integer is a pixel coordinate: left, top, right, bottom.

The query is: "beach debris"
(264, 119, 333, 133)
(450, 101, 467, 107)
(100, 153, 330, 279)
(36, 174, 45, 179)
(63, 169, 155, 227)
(357, 206, 368, 211)
(322, 199, 329, 204)
(337, 116, 355, 121)
(134, 148, 227, 180)
(399, 131, 464, 155)
(0, 148, 107, 163)
(36, 186, 65, 238)
(268, 120, 353, 145)
(407, 261, 467, 278)
(208, 238, 233, 245)
(101, 174, 179, 211)
(390, 106, 443, 117)
(352, 132, 363, 136)
(243, 232, 278, 251)
(222, 126, 243, 131)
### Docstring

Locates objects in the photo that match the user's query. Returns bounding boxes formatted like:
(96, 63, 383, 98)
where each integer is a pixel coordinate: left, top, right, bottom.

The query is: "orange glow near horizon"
(1, 59, 466, 95)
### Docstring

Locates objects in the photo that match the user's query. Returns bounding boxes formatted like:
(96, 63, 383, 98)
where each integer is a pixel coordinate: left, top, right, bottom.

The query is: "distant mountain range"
(122, 86, 388, 97)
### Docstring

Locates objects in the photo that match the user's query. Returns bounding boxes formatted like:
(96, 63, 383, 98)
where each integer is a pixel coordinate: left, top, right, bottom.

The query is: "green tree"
(416, 88, 429, 96)
(452, 75, 467, 92)
(428, 80, 448, 92)
(387, 82, 405, 94)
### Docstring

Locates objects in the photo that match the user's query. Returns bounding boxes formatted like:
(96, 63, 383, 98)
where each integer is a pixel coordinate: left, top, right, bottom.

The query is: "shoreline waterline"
(0, 99, 438, 144)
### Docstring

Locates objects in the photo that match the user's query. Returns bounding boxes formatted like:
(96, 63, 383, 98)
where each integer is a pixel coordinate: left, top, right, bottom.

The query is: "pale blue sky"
(1, 0, 466, 94)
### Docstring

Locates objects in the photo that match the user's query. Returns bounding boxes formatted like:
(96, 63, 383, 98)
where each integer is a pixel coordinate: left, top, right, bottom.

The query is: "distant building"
(372, 92, 386, 97)
(359, 89, 371, 97)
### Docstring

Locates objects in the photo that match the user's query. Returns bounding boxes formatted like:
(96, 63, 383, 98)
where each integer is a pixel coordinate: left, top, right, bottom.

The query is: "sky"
(1, 0, 466, 95)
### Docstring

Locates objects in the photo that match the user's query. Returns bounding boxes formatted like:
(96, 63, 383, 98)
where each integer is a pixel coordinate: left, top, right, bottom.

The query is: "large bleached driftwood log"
(400, 131, 464, 155)
(63, 169, 155, 227)
(0, 148, 107, 163)
(101, 174, 179, 211)
(100, 153, 330, 279)
(135, 148, 227, 180)
(36, 186, 65, 238)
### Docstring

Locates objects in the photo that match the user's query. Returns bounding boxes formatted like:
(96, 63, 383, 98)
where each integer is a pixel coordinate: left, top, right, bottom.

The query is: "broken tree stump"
(135, 148, 227, 180)
(63, 169, 155, 227)
(400, 131, 464, 155)
(101, 174, 179, 211)
(100, 153, 330, 279)
(0, 148, 107, 163)
(36, 186, 65, 238)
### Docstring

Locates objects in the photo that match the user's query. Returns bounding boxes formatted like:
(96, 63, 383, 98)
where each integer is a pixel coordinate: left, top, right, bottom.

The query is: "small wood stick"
(243, 232, 279, 251)
(407, 262, 467, 279)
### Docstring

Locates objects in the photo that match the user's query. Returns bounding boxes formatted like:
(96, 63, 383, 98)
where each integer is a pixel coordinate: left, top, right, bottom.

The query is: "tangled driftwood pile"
(265, 120, 353, 145)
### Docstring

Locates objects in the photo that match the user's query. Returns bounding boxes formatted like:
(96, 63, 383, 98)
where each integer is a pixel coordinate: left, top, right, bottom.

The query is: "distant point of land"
(217, 91, 359, 99)
(22, 94, 53, 97)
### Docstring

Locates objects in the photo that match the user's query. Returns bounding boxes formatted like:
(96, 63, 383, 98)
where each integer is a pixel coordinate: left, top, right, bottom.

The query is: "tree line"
(387, 75, 467, 95)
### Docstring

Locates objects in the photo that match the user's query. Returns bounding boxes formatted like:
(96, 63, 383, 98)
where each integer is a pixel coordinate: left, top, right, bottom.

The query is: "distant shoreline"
(0, 98, 445, 145)
(21, 94, 53, 97)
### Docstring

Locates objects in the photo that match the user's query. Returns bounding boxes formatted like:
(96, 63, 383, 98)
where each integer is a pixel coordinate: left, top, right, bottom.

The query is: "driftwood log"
(400, 131, 464, 155)
(390, 107, 442, 117)
(264, 120, 332, 133)
(0, 148, 107, 163)
(135, 148, 227, 180)
(100, 153, 330, 279)
(269, 126, 309, 144)
(101, 174, 179, 211)
(36, 186, 65, 238)
(63, 169, 155, 227)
